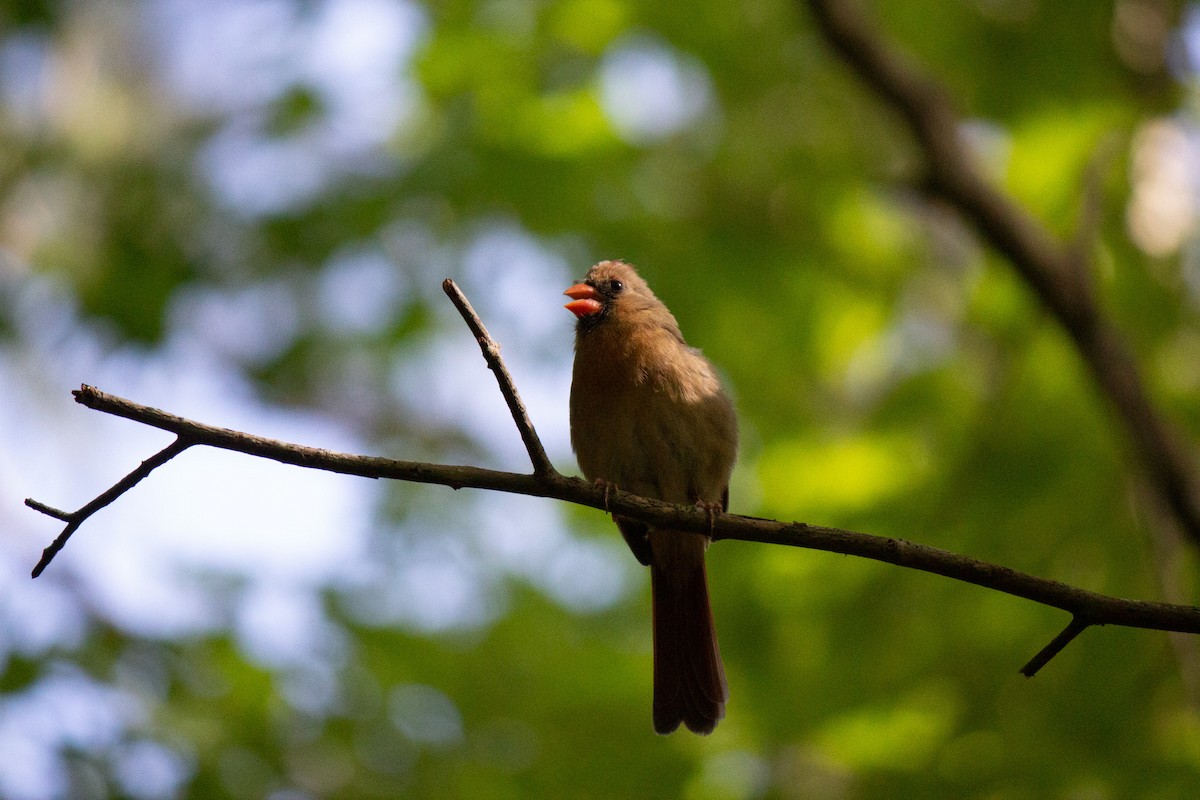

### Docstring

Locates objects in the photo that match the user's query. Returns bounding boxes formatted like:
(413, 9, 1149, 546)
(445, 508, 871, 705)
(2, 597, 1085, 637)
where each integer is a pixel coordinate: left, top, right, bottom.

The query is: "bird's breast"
(569, 329, 736, 504)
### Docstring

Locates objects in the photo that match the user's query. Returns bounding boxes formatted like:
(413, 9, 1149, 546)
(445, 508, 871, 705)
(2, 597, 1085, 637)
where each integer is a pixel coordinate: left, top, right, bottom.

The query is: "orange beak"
(563, 283, 604, 318)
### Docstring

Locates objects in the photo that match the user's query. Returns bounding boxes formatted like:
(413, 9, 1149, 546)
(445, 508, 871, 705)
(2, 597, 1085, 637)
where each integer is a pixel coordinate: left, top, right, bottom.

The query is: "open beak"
(563, 283, 604, 318)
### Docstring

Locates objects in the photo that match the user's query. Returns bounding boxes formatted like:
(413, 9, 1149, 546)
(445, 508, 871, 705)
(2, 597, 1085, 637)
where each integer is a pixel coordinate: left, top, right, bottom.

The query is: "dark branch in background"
(804, 0, 1200, 546)
(25, 282, 1200, 676)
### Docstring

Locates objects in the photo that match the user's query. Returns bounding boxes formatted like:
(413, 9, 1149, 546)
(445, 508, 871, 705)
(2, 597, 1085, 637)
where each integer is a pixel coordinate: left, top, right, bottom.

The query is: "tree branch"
(442, 279, 554, 477)
(1020, 616, 1092, 678)
(27, 437, 194, 578)
(804, 0, 1200, 546)
(24, 281, 1200, 677)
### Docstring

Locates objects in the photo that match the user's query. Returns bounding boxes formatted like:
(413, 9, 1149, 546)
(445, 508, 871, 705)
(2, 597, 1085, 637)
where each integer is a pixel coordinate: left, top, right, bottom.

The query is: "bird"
(564, 259, 738, 735)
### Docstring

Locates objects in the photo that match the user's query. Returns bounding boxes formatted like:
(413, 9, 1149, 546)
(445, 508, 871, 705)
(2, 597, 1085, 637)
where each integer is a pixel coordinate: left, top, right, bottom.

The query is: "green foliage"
(4, 0, 1200, 798)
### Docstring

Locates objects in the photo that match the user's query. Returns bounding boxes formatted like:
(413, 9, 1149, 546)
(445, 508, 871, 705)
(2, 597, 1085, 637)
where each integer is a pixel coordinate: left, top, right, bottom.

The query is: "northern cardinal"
(564, 260, 738, 735)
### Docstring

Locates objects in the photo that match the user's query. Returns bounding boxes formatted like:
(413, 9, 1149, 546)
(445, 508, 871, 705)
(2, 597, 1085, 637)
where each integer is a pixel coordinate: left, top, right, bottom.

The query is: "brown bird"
(564, 259, 738, 735)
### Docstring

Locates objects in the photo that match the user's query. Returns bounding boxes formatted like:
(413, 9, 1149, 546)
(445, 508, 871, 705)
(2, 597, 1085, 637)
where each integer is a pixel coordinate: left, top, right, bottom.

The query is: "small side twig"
(1020, 616, 1093, 677)
(27, 435, 193, 577)
(442, 278, 556, 478)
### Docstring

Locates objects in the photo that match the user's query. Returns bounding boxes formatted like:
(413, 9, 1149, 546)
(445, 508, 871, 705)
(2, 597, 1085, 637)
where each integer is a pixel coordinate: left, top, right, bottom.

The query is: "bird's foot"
(694, 499, 723, 532)
(593, 478, 618, 513)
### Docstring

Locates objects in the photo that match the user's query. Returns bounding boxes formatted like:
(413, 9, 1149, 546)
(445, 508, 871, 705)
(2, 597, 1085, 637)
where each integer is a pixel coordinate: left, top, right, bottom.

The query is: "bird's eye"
(608, 279, 624, 294)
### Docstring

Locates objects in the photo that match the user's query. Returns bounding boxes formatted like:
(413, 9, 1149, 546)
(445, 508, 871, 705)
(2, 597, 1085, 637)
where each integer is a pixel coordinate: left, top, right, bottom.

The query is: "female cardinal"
(564, 260, 738, 735)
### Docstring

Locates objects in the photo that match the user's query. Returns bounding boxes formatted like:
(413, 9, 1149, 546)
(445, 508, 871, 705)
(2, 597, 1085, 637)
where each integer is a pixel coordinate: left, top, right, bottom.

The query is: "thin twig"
(804, 0, 1200, 546)
(1020, 617, 1092, 677)
(442, 278, 556, 477)
(27, 435, 193, 577)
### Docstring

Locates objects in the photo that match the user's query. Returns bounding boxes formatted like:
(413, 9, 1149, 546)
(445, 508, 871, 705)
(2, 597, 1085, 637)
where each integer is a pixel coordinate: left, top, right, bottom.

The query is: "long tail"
(650, 530, 727, 735)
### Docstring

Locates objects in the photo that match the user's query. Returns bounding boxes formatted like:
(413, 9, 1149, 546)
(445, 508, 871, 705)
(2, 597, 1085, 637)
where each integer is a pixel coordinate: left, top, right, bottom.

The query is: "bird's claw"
(694, 500, 722, 533)
(593, 479, 618, 513)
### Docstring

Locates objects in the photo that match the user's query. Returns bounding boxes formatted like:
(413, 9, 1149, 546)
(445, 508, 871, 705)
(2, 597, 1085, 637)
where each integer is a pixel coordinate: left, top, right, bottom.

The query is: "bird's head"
(563, 260, 664, 332)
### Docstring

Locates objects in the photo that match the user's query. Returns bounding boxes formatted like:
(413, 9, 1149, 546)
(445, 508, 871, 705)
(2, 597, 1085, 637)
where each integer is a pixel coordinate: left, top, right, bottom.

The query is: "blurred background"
(3, 0, 1200, 797)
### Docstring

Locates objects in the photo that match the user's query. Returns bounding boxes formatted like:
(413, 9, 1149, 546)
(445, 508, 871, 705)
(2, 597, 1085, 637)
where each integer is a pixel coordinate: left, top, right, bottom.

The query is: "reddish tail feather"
(650, 533, 727, 735)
